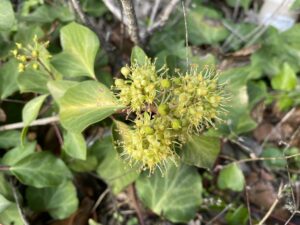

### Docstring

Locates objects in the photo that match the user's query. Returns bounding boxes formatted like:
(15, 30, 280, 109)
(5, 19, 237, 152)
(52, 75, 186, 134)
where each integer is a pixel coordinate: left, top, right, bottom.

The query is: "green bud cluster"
(114, 59, 159, 111)
(115, 61, 225, 172)
(11, 35, 51, 73)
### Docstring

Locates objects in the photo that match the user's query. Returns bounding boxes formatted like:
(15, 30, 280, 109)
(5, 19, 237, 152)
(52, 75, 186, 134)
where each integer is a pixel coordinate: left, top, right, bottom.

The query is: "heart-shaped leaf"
(59, 80, 123, 132)
(10, 152, 72, 188)
(136, 163, 202, 223)
(51, 22, 99, 78)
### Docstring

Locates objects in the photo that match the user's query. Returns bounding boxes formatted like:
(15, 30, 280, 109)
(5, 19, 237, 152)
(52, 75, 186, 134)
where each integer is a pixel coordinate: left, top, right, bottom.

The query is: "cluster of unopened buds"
(114, 58, 226, 172)
(11, 35, 51, 73)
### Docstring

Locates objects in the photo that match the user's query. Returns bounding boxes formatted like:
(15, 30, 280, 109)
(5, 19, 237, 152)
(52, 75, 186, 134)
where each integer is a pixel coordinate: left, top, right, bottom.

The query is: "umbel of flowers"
(114, 59, 226, 172)
(11, 35, 51, 73)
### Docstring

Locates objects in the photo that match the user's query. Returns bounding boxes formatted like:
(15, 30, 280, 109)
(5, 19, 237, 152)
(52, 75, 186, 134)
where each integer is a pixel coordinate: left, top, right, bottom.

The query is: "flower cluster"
(114, 60, 225, 172)
(11, 35, 51, 73)
(114, 59, 161, 111)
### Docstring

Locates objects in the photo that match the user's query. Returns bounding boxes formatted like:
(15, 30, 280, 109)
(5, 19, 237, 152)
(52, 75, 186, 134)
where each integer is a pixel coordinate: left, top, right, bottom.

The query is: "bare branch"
(69, 0, 92, 26)
(102, 0, 123, 22)
(149, 0, 161, 26)
(146, 0, 180, 36)
(120, 0, 141, 45)
(0, 116, 59, 131)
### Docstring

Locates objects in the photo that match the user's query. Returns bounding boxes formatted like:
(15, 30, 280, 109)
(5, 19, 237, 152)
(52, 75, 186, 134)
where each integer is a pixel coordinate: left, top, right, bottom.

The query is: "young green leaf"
(136, 163, 202, 223)
(131, 46, 148, 65)
(261, 148, 287, 169)
(67, 155, 98, 172)
(271, 63, 297, 91)
(0, 204, 23, 225)
(63, 131, 87, 160)
(26, 181, 78, 219)
(0, 60, 19, 99)
(51, 22, 99, 78)
(1, 142, 36, 166)
(59, 80, 124, 132)
(217, 163, 245, 192)
(47, 80, 78, 101)
(188, 6, 229, 45)
(0, 175, 13, 201)
(22, 94, 48, 127)
(10, 152, 72, 188)
(181, 135, 220, 169)
(225, 205, 249, 225)
(226, 0, 251, 10)
(0, 0, 15, 31)
(94, 136, 139, 194)
(0, 194, 12, 213)
(17, 69, 50, 94)
(0, 131, 21, 149)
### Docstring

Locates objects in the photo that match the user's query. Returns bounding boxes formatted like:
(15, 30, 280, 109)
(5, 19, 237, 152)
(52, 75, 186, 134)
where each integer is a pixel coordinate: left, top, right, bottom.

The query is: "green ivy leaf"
(261, 148, 287, 169)
(217, 163, 245, 192)
(94, 136, 139, 194)
(51, 22, 99, 78)
(22, 5, 74, 23)
(17, 69, 50, 94)
(136, 163, 202, 223)
(1, 142, 36, 166)
(26, 181, 78, 220)
(0, 60, 19, 99)
(0, 131, 21, 149)
(0, 204, 23, 225)
(181, 135, 220, 169)
(22, 94, 48, 127)
(188, 6, 229, 45)
(225, 205, 249, 225)
(63, 131, 87, 160)
(67, 155, 98, 172)
(271, 63, 297, 91)
(0, 0, 15, 31)
(0, 194, 12, 213)
(226, 0, 251, 10)
(10, 152, 72, 188)
(0, 175, 13, 201)
(59, 80, 123, 132)
(131, 46, 148, 65)
(47, 80, 78, 102)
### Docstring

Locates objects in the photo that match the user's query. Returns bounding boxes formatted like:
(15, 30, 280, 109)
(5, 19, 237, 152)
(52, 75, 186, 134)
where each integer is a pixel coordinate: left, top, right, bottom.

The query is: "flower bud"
(160, 79, 171, 89)
(121, 66, 130, 77)
(144, 126, 154, 135)
(172, 119, 181, 130)
(31, 50, 38, 58)
(157, 104, 169, 115)
(18, 63, 25, 72)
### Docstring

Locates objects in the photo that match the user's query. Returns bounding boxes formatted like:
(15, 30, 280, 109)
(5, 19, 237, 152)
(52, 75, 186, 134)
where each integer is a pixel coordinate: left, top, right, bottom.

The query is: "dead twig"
(10, 178, 30, 225)
(128, 184, 145, 225)
(102, 0, 125, 23)
(146, 0, 180, 37)
(0, 116, 59, 131)
(245, 186, 253, 225)
(256, 183, 284, 225)
(92, 188, 110, 212)
(261, 107, 296, 148)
